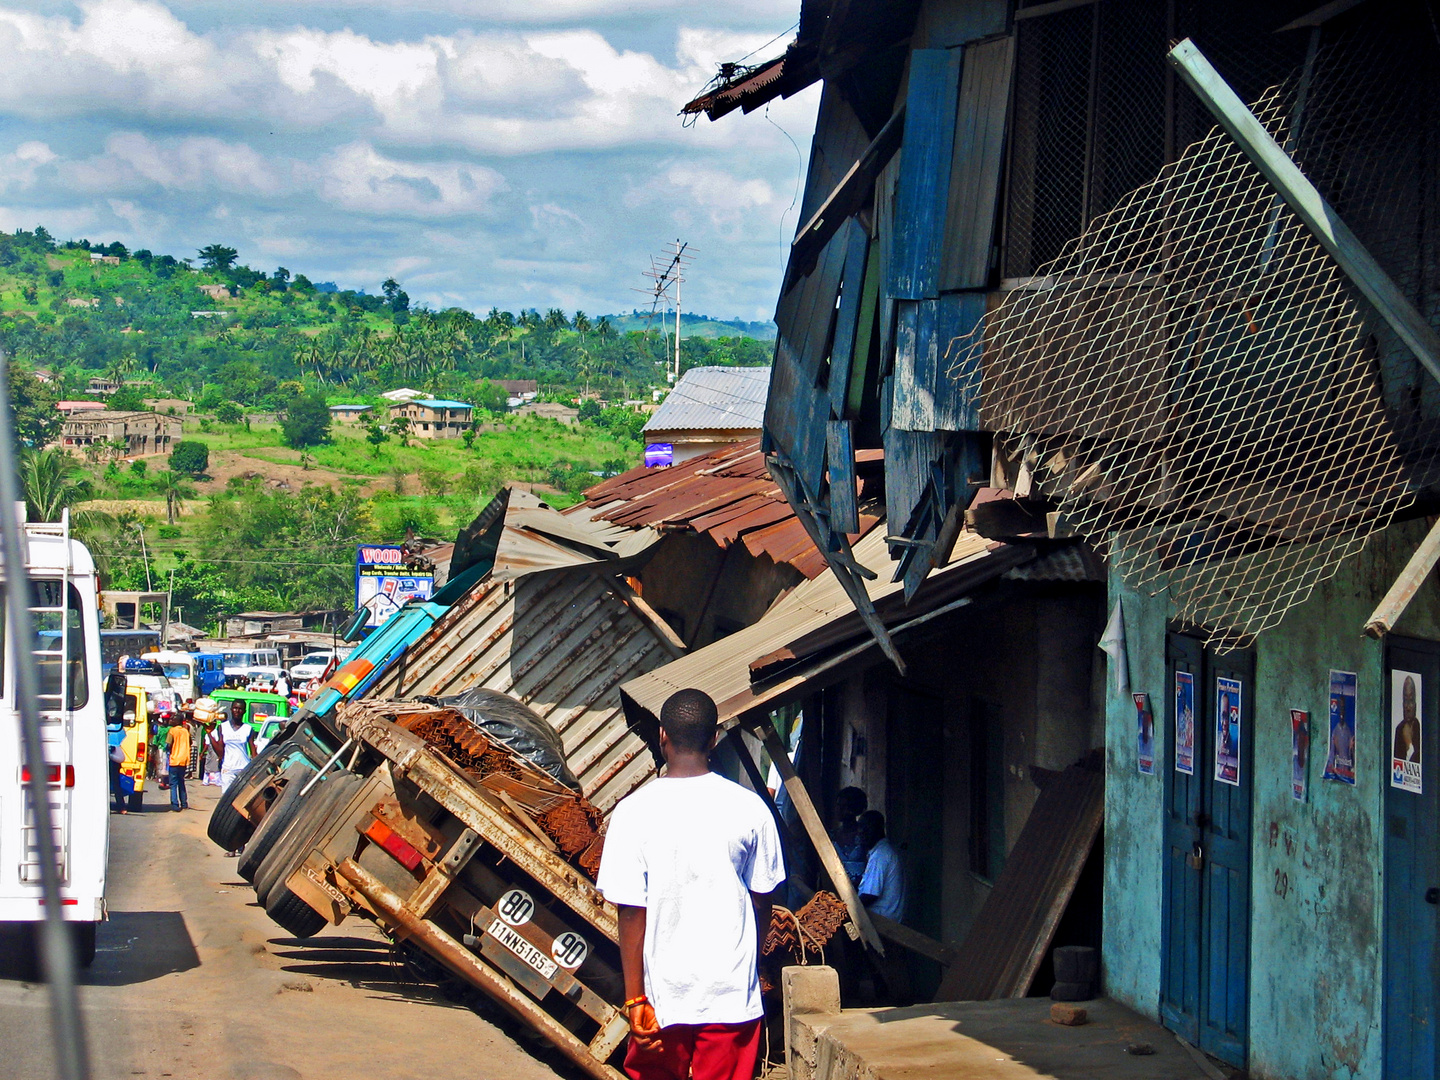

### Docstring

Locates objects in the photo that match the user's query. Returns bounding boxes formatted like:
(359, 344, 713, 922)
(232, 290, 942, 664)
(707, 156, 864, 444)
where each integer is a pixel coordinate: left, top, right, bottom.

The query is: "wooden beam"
(869, 911, 958, 967)
(787, 106, 905, 289)
(723, 726, 813, 890)
(748, 718, 885, 955)
(1365, 517, 1440, 638)
(1167, 39, 1440, 385)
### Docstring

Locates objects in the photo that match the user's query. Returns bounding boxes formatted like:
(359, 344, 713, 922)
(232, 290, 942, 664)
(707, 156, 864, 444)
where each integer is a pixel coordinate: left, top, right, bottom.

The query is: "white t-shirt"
(597, 772, 785, 1027)
(219, 721, 253, 773)
(859, 838, 906, 922)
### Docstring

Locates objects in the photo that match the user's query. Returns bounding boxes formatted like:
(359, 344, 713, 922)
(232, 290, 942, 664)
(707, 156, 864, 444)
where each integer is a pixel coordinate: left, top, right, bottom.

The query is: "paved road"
(0, 780, 567, 1080)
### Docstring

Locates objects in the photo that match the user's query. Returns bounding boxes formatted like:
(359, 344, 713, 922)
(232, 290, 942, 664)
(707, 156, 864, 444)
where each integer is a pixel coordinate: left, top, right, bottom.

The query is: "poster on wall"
(355, 545, 434, 629)
(1324, 669, 1358, 785)
(1135, 693, 1154, 775)
(1214, 677, 1241, 786)
(1291, 710, 1310, 802)
(1390, 669, 1423, 794)
(1175, 672, 1195, 776)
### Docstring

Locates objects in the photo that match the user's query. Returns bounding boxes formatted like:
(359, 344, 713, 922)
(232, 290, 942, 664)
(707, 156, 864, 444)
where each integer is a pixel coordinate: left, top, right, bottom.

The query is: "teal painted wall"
(1104, 519, 1440, 1079)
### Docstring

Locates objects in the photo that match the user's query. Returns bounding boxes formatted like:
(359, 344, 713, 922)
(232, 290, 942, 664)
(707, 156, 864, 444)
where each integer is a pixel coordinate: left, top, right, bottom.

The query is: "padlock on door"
(1187, 843, 1204, 870)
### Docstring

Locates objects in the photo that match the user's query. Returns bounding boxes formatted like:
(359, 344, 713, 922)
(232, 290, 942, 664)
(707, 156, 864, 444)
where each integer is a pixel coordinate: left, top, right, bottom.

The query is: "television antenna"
(634, 240, 693, 383)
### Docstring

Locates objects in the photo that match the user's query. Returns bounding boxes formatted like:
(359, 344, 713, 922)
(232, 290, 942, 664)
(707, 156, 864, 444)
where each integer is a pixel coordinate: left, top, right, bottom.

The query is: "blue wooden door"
(1384, 639, 1440, 1079)
(1162, 636, 1252, 1068)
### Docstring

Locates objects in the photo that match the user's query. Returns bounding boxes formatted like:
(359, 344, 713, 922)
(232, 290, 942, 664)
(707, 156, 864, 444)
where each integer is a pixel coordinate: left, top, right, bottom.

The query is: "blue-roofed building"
(642, 365, 769, 464)
(387, 397, 474, 439)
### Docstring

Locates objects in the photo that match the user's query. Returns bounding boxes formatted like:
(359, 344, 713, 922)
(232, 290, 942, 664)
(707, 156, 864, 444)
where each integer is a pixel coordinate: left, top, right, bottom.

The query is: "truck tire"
(255, 771, 364, 908)
(236, 762, 315, 883)
(72, 922, 97, 969)
(265, 880, 328, 939)
(206, 741, 285, 851)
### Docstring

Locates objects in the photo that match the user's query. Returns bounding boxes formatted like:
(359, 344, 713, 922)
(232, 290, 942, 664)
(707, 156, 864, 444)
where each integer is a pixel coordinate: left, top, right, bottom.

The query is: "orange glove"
(627, 1001, 662, 1054)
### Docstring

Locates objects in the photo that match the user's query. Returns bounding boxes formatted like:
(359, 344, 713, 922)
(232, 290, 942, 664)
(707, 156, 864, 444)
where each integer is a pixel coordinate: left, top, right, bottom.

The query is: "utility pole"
(636, 240, 694, 384)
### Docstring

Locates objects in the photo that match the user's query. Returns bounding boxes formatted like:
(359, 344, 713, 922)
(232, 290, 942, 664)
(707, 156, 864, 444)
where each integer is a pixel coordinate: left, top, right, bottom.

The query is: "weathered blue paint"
(888, 49, 963, 300)
(829, 222, 871, 422)
(933, 291, 985, 431)
(1108, 519, 1440, 1079)
(826, 419, 858, 535)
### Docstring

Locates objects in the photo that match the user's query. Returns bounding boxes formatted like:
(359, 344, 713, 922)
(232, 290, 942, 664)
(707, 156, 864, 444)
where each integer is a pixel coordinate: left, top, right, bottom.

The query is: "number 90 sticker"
(497, 888, 536, 926)
(551, 930, 589, 970)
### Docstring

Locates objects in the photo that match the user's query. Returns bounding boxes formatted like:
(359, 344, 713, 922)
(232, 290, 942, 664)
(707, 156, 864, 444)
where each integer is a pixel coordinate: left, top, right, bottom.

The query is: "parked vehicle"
(142, 649, 224, 702)
(245, 666, 287, 693)
(221, 648, 281, 684)
(289, 649, 348, 683)
(99, 628, 161, 675)
(118, 657, 181, 720)
(1, 517, 108, 967)
(111, 686, 154, 810)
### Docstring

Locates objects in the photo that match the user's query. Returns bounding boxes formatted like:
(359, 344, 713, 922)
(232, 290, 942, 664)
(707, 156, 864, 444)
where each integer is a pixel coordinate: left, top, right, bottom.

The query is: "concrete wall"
(1103, 518, 1440, 1080)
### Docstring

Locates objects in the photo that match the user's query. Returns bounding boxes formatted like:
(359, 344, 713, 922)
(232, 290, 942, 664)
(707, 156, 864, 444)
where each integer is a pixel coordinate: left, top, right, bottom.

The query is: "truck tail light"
(21, 764, 75, 787)
(362, 819, 424, 872)
(325, 658, 375, 695)
(136, 743, 146, 761)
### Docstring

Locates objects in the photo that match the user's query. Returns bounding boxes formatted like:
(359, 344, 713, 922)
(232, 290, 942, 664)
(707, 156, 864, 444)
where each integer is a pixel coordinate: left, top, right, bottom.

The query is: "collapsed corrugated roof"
(642, 366, 769, 433)
(574, 439, 876, 580)
(619, 526, 1034, 730)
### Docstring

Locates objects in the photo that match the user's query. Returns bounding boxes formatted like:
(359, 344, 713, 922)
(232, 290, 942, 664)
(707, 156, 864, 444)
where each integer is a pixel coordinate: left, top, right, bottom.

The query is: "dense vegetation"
(0, 226, 775, 631)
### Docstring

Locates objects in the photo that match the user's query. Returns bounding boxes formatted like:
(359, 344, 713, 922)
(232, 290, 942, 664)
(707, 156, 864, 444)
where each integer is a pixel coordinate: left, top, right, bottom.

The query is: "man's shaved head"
(659, 689, 718, 753)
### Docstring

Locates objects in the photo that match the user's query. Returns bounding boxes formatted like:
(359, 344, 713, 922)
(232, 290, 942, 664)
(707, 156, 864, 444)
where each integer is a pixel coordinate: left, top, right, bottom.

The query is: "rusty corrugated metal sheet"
(574, 439, 874, 579)
(366, 567, 671, 813)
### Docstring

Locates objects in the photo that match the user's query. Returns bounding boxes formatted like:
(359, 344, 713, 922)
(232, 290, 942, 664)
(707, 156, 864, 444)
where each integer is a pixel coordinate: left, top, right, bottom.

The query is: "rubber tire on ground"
(255, 770, 365, 908)
(72, 921, 97, 968)
(1049, 980, 1095, 1002)
(265, 878, 328, 939)
(126, 789, 143, 813)
(206, 741, 286, 852)
(236, 762, 315, 883)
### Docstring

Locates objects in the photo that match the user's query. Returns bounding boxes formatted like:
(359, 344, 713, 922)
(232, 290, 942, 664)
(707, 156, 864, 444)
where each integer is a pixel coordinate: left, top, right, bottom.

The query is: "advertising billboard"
(355, 544, 433, 629)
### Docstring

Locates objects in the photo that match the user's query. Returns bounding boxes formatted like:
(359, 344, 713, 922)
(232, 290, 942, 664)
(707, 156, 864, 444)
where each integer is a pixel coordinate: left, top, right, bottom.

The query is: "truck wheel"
(265, 882, 328, 939)
(255, 771, 364, 908)
(206, 741, 285, 851)
(126, 790, 143, 813)
(236, 762, 315, 883)
(72, 922, 97, 968)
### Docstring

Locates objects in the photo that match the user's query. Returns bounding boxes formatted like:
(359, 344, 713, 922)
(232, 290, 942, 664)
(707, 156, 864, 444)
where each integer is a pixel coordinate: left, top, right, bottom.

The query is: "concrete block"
(1050, 1002, 1088, 1026)
(783, 966, 841, 1079)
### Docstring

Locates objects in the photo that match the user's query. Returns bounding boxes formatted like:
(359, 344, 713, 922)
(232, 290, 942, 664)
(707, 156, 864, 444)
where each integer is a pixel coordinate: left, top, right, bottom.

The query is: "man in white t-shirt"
(597, 689, 785, 1080)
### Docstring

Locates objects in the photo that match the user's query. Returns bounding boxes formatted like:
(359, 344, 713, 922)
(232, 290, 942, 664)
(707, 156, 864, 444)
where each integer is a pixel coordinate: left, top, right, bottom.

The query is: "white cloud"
(318, 142, 506, 218)
(65, 132, 285, 196)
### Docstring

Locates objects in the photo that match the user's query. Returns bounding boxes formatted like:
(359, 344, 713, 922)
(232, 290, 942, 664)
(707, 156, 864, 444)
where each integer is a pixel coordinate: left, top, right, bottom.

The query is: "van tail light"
(325, 658, 375, 696)
(362, 818, 424, 871)
(21, 764, 75, 787)
(136, 743, 146, 761)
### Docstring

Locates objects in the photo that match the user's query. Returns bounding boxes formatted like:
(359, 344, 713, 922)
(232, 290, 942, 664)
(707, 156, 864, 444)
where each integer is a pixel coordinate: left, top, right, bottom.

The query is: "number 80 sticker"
(497, 888, 536, 926)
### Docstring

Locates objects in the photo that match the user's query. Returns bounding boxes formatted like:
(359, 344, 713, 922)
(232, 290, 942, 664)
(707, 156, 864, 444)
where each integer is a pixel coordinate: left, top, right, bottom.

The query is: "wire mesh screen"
(952, 25, 1439, 649)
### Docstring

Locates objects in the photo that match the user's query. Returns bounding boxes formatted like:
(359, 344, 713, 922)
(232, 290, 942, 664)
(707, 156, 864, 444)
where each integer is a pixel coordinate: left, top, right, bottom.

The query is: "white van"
(289, 648, 350, 683)
(0, 516, 107, 964)
(221, 648, 280, 684)
(141, 649, 202, 703)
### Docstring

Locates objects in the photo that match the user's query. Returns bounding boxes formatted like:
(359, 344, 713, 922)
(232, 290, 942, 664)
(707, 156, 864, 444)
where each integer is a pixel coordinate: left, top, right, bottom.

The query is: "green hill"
(0, 228, 772, 410)
(599, 311, 776, 340)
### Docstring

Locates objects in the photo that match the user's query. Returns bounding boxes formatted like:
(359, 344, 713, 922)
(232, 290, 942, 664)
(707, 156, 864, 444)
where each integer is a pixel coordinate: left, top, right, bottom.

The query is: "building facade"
(386, 399, 473, 439)
(60, 410, 182, 457)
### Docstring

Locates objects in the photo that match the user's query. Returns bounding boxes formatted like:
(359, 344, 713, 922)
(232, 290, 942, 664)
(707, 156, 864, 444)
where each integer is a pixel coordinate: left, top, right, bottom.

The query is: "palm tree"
(596, 317, 615, 342)
(153, 470, 196, 526)
(574, 312, 591, 345)
(20, 448, 94, 522)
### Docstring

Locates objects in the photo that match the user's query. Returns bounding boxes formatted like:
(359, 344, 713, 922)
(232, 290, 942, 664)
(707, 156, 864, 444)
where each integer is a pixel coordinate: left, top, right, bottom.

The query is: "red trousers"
(622, 1018, 762, 1080)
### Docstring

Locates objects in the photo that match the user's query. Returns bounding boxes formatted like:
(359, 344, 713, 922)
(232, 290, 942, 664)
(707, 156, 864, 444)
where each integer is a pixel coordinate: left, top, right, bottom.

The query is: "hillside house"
(60, 410, 182, 458)
(88, 253, 119, 266)
(380, 387, 426, 403)
(642, 366, 768, 464)
(387, 398, 473, 439)
(87, 377, 118, 396)
(328, 404, 372, 424)
(55, 401, 106, 417)
(513, 401, 578, 424)
(197, 283, 231, 301)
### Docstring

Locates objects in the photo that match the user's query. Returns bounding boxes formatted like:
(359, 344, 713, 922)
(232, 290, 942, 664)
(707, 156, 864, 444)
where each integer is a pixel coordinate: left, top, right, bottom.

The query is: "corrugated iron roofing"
(575, 439, 874, 579)
(619, 527, 1035, 729)
(642, 366, 769, 433)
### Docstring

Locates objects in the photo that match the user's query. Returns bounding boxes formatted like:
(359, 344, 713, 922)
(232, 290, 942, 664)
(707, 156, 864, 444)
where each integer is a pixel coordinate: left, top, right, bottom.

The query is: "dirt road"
(0, 781, 567, 1080)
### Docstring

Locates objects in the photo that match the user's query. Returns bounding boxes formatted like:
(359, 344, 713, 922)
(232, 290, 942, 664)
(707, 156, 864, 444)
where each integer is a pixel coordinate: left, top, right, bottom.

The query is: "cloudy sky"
(0, 1, 819, 320)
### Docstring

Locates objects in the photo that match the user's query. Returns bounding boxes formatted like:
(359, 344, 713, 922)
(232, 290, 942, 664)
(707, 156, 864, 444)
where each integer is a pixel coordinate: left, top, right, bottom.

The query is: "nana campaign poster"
(1215, 677, 1241, 786)
(1324, 670, 1358, 785)
(1391, 669, 1423, 794)
(1291, 709, 1309, 802)
(1175, 672, 1195, 776)
(1135, 693, 1154, 775)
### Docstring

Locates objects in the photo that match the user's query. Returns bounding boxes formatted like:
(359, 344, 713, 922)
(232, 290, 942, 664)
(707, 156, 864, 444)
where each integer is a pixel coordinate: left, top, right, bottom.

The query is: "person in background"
(832, 787, 869, 885)
(858, 810, 906, 922)
(166, 717, 192, 811)
(274, 667, 291, 701)
(597, 689, 785, 1080)
(209, 700, 256, 854)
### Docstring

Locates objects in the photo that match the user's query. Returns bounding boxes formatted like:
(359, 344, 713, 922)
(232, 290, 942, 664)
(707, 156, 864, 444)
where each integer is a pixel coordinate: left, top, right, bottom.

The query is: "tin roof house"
(642, 366, 769, 465)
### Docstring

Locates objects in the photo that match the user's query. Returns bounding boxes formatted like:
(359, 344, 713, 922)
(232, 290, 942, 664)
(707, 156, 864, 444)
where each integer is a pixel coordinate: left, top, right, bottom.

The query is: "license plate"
(488, 917, 557, 980)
